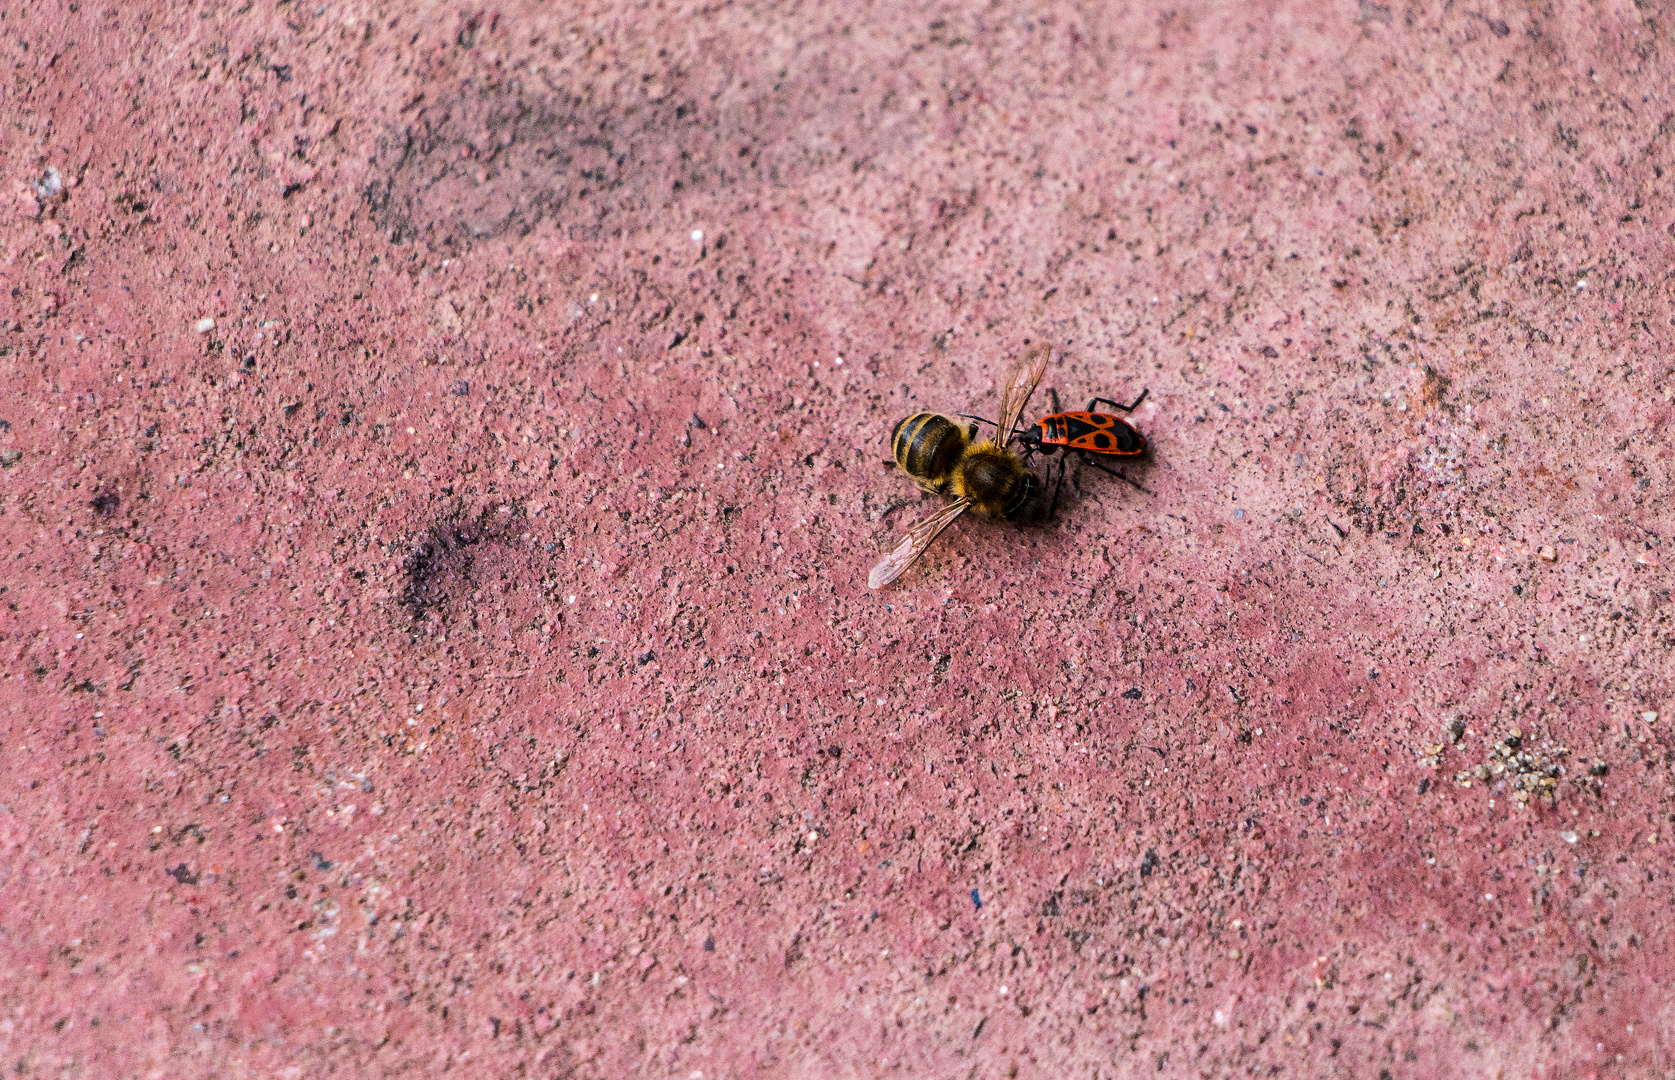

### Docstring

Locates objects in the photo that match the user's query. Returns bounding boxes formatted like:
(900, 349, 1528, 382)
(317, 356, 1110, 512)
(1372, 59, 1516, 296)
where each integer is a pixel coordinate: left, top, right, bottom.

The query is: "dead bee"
(869, 344, 1049, 589)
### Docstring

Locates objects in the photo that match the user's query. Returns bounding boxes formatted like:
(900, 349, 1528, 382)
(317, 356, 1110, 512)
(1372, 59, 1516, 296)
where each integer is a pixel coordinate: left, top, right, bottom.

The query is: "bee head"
(1002, 469, 1037, 520)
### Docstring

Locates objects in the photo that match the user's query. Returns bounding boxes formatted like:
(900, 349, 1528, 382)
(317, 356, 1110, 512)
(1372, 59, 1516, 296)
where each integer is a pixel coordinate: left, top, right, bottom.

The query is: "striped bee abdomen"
(891, 413, 970, 490)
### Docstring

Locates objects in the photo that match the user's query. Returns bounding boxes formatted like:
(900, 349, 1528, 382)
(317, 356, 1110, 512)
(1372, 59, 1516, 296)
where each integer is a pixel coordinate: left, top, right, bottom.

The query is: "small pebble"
(1538, 545, 1557, 562)
(195, 317, 216, 333)
(1560, 830, 1578, 844)
(35, 165, 63, 197)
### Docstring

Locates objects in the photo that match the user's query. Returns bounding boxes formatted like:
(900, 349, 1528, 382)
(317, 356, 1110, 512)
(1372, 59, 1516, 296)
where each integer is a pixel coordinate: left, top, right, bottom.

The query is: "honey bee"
(868, 344, 1051, 589)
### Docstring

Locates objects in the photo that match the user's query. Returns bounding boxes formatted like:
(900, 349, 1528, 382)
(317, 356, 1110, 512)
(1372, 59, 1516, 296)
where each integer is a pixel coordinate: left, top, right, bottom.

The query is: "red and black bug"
(1012, 387, 1151, 516)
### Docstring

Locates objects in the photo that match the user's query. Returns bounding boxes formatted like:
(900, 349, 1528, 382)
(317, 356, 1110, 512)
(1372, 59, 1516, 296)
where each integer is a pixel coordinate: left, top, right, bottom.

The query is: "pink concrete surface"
(3, 0, 1673, 1076)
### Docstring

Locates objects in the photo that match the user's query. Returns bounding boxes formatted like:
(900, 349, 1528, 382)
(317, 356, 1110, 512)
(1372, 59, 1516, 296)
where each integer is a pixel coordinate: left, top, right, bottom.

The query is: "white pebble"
(194, 317, 215, 333)
(690, 229, 704, 243)
(35, 166, 64, 197)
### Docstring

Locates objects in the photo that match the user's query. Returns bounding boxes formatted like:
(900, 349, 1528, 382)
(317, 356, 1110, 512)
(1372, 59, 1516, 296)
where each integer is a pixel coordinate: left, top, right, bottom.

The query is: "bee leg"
(879, 497, 916, 521)
(1087, 388, 1149, 414)
(1084, 455, 1154, 495)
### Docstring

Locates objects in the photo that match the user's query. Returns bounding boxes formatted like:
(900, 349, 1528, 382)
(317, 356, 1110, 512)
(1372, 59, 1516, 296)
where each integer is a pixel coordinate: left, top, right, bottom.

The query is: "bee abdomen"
(891, 413, 967, 486)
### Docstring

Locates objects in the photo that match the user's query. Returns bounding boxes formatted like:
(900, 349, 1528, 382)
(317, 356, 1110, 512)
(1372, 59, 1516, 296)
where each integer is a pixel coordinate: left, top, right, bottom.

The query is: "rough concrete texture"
(3, 0, 1673, 1076)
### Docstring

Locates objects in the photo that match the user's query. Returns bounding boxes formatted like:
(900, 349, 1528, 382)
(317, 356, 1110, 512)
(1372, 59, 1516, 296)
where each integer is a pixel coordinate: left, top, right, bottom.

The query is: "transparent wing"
(996, 343, 1051, 444)
(868, 499, 971, 589)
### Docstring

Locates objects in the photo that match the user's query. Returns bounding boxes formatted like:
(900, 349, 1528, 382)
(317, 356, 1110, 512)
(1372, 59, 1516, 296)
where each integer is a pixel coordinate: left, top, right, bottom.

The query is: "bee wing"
(868, 499, 972, 590)
(996, 343, 1051, 443)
